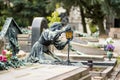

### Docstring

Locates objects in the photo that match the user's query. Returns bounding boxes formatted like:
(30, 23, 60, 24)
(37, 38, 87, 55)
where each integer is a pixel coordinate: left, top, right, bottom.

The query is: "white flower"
(105, 38, 114, 45)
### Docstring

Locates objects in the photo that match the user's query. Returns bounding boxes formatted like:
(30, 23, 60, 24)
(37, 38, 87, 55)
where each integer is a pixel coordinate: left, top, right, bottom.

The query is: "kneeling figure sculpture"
(27, 23, 71, 63)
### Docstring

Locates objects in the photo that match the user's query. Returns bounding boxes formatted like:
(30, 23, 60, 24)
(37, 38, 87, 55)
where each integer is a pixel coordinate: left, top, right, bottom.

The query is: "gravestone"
(0, 17, 22, 37)
(0, 17, 22, 54)
(31, 17, 48, 46)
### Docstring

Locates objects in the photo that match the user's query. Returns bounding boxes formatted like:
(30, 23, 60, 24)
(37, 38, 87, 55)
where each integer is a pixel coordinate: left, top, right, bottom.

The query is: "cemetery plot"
(0, 64, 90, 80)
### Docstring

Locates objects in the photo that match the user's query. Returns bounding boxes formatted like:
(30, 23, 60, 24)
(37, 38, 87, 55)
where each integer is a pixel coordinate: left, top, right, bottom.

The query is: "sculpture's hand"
(66, 40, 70, 44)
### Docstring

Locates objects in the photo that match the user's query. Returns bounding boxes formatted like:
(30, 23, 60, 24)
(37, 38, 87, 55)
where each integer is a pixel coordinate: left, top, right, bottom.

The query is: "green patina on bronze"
(0, 17, 22, 56)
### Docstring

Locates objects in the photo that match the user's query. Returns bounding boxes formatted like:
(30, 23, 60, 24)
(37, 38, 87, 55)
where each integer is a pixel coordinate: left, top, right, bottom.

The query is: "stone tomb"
(0, 64, 90, 80)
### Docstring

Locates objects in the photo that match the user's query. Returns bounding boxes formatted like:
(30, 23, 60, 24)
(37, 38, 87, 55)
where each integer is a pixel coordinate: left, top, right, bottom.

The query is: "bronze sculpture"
(8, 27, 20, 56)
(27, 22, 71, 63)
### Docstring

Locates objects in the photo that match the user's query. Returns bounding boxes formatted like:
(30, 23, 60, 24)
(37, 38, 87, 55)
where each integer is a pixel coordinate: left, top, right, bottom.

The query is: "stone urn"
(107, 51, 113, 61)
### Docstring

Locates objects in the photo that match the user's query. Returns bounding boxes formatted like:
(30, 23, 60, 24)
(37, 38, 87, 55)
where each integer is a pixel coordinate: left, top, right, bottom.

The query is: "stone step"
(56, 53, 117, 66)
(56, 53, 104, 61)
(79, 58, 117, 66)
(17, 34, 30, 41)
(17, 34, 30, 38)
(18, 38, 29, 41)
(54, 41, 106, 56)
(17, 34, 31, 52)
(17, 34, 31, 44)
(71, 42, 106, 55)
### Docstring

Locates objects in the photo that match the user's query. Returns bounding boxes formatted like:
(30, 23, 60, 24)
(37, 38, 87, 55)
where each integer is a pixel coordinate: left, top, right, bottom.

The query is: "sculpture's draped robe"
(27, 29, 67, 63)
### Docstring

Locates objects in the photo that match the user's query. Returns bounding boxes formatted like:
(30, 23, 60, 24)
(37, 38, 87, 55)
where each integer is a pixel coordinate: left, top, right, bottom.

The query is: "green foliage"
(1, 0, 120, 30)
(109, 0, 120, 17)
(0, 16, 7, 31)
(0, 62, 8, 70)
(0, 0, 49, 27)
(50, 0, 120, 34)
(0, 56, 25, 70)
(10, 0, 49, 27)
(89, 22, 98, 33)
(10, 56, 25, 68)
(46, 0, 56, 13)
(47, 11, 61, 27)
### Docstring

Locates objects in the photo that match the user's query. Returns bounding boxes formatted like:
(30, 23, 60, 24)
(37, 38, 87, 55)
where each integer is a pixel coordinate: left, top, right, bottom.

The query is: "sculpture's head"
(49, 22, 63, 31)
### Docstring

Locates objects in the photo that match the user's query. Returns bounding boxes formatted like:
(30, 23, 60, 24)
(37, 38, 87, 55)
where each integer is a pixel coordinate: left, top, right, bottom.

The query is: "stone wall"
(109, 28, 120, 38)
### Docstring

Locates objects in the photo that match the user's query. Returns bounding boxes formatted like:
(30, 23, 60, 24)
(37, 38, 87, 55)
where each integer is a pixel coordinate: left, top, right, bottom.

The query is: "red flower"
(2, 50, 7, 55)
(0, 55, 7, 62)
(0, 55, 3, 61)
(2, 56, 7, 62)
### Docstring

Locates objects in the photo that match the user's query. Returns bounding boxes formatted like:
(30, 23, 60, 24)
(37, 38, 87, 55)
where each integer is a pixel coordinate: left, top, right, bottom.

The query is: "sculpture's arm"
(53, 30, 65, 41)
(53, 25, 72, 50)
(54, 39, 69, 50)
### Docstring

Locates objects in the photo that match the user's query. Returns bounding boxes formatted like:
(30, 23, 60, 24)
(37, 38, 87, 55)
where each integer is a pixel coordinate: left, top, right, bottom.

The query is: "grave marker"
(31, 17, 48, 46)
(0, 17, 22, 55)
(0, 17, 22, 37)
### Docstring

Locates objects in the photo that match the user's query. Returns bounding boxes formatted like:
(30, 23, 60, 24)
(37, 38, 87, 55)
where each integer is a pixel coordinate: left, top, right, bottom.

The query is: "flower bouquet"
(105, 44, 115, 52)
(105, 44, 115, 60)
(0, 50, 25, 70)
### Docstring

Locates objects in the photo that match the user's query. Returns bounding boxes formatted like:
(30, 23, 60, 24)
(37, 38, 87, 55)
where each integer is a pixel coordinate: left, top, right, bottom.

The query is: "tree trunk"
(79, 5, 87, 33)
(97, 18, 106, 35)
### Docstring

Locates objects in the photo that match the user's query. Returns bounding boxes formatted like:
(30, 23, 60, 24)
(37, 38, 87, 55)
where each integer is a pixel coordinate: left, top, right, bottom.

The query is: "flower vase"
(107, 51, 113, 61)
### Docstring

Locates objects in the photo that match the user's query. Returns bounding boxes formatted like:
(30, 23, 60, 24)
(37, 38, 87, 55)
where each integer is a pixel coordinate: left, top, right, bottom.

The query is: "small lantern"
(65, 26, 73, 65)
(65, 29, 73, 40)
